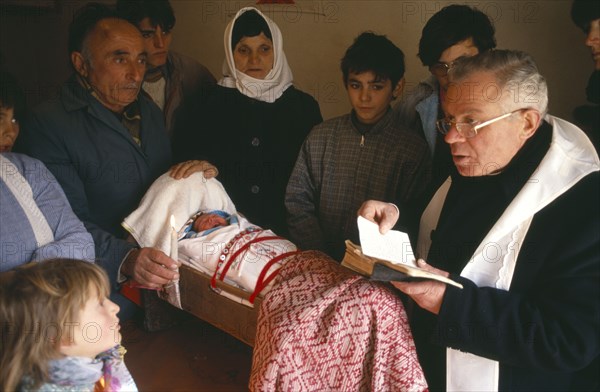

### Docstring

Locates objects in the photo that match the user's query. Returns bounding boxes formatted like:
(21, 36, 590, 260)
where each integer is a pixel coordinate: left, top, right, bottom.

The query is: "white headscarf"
(218, 7, 293, 103)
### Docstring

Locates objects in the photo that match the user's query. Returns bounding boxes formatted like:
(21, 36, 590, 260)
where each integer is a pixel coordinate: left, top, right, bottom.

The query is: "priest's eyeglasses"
(436, 109, 524, 139)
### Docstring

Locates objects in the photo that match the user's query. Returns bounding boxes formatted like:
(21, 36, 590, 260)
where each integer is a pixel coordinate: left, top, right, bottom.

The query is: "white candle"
(170, 214, 178, 261)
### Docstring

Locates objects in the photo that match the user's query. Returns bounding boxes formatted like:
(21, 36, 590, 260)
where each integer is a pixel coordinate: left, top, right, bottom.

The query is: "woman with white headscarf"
(173, 7, 322, 236)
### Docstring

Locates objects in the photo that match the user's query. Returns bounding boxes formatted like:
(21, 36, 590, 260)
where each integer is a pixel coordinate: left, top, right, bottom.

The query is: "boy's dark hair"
(231, 10, 272, 50)
(68, 2, 118, 54)
(116, 0, 176, 32)
(571, 0, 600, 33)
(341, 31, 405, 87)
(0, 71, 26, 122)
(418, 5, 496, 67)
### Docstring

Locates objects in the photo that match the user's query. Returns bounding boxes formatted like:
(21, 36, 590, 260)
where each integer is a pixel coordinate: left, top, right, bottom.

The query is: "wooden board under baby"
(179, 264, 261, 347)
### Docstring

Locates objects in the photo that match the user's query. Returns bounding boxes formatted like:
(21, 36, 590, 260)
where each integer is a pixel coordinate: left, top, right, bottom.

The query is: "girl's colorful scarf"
(42, 345, 137, 392)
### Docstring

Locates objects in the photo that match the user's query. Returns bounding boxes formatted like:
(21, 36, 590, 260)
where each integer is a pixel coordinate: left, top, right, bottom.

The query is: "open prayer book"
(341, 217, 463, 289)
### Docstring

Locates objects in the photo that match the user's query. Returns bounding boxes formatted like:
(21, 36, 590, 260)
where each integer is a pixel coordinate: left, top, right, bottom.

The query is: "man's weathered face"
(442, 71, 530, 177)
(76, 19, 147, 113)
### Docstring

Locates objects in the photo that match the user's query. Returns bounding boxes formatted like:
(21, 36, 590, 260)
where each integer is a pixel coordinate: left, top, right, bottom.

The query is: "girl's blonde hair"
(0, 259, 110, 391)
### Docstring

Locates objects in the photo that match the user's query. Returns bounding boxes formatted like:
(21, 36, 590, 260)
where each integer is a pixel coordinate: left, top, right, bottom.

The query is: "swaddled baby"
(179, 209, 297, 300)
(123, 171, 298, 303)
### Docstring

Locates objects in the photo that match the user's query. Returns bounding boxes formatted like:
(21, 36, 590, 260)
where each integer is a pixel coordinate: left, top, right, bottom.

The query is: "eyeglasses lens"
(429, 63, 449, 77)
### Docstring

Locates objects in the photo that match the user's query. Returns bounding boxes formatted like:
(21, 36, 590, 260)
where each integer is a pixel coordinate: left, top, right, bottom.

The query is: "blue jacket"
(395, 76, 453, 193)
(394, 76, 439, 156)
(0, 152, 94, 272)
(16, 75, 172, 285)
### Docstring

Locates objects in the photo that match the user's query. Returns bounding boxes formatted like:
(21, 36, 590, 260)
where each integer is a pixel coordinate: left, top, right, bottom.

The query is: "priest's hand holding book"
(391, 259, 448, 315)
(357, 200, 400, 235)
(356, 200, 458, 315)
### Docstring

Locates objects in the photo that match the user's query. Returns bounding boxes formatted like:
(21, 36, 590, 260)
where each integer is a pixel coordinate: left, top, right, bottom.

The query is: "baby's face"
(193, 213, 228, 232)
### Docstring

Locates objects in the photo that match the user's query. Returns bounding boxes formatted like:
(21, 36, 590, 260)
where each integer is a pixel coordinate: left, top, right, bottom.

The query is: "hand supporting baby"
(169, 160, 218, 180)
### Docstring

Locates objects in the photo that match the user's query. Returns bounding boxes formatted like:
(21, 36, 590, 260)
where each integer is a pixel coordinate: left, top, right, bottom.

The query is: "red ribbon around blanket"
(211, 228, 299, 304)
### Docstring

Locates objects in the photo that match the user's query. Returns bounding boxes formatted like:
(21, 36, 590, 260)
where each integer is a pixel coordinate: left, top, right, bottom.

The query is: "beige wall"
(0, 0, 593, 122)
(170, 0, 592, 122)
(0, 0, 115, 107)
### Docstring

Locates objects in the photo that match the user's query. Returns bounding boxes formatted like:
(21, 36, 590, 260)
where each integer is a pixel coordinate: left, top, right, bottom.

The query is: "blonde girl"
(0, 259, 137, 391)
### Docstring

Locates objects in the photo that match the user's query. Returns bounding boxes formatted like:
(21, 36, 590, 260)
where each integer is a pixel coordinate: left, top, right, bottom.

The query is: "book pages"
(357, 216, 417, 267)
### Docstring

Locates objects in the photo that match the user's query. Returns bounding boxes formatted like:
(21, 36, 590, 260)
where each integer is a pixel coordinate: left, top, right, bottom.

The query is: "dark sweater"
(413, 122, 600, 391)
(173, 85, 322, 236)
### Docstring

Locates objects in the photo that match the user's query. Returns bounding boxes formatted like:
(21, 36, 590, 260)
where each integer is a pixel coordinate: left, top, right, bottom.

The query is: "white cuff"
(117, 248, 137, 284)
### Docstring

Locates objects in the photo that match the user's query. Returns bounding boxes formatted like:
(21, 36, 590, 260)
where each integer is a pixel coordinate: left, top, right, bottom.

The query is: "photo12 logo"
(1, 321, 121, 345)
(198, 1, 339, 24)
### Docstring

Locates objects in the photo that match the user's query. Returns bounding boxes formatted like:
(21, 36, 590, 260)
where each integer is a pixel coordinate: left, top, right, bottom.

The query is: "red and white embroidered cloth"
(250, 251, 428, 391)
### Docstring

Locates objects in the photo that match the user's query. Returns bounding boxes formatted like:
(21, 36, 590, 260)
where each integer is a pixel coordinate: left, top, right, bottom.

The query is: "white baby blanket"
(122, 171, 236, 309)
(122, 172, 236, 255)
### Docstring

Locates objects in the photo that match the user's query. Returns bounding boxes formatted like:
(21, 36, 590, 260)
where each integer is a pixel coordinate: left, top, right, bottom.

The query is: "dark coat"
(416, 124, 600, 391)
(16, 75, 172, 284)
(161, 51, 215, 138)
(173, 85, 322, 236)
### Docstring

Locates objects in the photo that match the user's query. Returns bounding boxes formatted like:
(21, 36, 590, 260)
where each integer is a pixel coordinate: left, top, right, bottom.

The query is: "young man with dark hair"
(396, 5, 496, 190)
(116, 0, 215, 139)
(286, 32, 430, 260)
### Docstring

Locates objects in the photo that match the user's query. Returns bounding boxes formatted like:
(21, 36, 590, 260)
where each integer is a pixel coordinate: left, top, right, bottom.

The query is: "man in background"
(116, 0, 215, 139)
(395, 4, 496, 190)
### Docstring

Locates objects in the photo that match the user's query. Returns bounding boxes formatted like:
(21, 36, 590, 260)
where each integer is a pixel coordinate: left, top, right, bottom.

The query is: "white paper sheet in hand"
(357, 216, 417, 267)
